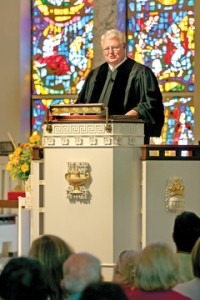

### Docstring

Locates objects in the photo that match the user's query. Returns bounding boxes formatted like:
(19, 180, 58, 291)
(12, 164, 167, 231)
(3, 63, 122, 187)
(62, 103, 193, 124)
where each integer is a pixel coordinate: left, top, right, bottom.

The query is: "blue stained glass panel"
(162, 96, 194, 145)
(32, 0, 94, 96)
(32, 98, 76, 132)
(127, 0, 195, 93)
(31, 0, 94, 133)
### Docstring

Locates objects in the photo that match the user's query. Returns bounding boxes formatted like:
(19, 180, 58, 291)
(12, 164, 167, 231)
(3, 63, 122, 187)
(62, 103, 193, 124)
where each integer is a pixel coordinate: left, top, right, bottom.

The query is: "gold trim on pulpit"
(51, 104, 104, 115)
(46, 104, 112, 133)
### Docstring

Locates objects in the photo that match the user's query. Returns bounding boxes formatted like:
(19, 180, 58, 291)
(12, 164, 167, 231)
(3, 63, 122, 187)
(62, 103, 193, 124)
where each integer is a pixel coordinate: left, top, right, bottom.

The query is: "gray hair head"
(101, 29, 126, 47)
(63, 252, 102, 293)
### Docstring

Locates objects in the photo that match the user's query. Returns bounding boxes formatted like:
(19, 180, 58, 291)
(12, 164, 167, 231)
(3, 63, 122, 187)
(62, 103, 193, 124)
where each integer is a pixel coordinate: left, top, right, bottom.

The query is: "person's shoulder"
(127, 58, 153, 74)
(90, 62, 108, 74)
(173, 280, 192, 292)
(129, 58, 157, 75)
(68, 292, 81, 300)
(128, 289, 191, 299)
(121, 58, 144, 74)
(126, 58, 144, 67)
(173, 277, 200, 298)
(170, 289, 192, 299)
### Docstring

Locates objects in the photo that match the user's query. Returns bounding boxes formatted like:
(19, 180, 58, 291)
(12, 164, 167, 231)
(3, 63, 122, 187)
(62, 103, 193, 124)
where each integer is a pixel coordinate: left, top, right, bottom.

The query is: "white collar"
(109, 57, 127, 71)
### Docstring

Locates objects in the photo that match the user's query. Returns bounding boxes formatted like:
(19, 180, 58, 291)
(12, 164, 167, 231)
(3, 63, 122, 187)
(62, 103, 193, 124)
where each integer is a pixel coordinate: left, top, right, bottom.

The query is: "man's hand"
(125, 109, 139, 117)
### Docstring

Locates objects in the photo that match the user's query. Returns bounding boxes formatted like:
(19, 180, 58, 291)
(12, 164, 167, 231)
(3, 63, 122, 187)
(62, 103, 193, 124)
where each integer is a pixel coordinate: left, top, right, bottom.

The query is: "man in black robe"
(77, 29, 164, 144)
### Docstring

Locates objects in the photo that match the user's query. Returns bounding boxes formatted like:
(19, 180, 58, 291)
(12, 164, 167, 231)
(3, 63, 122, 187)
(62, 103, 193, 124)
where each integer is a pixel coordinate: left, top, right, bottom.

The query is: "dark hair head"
(29, 234, 74, 300)
(173, 211, 200, 252)
(0, 256, 48, 300)
(80, 282, 128, 300)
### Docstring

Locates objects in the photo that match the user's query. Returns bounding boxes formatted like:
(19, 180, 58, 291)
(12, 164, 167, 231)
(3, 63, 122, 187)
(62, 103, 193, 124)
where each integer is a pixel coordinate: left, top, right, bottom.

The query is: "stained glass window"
(31, 0, 94, 133)
(32, 0, 195, 144)
(127, 0, 194, 93)
(127, 0, 195, 144)
(32, 97, 76, 132)
(162, 96, 194, 144)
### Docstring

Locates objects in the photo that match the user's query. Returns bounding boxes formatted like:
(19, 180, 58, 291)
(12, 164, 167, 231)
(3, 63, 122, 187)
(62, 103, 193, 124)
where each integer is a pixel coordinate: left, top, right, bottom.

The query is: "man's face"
(102, 37, 126, 67)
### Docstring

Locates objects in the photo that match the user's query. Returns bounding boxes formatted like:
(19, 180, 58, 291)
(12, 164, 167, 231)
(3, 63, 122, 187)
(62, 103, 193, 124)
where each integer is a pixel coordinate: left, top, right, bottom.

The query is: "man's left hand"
(125, 109, 139, 117)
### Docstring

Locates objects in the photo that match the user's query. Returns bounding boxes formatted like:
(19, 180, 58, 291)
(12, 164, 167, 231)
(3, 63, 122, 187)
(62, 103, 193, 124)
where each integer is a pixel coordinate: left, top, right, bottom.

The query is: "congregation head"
(79, 281, 128, 300)
(29, 234, 74, 300)
(134, 242, 179, 291)
(62, 252, 102, 294)
(113, 249, 138, 288)
(0, 256, 48, 300)
(173, 211, 200, 253)
(191, 237, 200, 278)
(29, 234, 74, 263)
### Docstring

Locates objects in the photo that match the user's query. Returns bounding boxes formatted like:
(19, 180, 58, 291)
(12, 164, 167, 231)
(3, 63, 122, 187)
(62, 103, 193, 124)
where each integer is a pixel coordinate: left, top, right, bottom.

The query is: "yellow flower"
(14, 147, 22, 156)
(6, 162, 13, 171)
(6, 131, 41, 181)
(21, 163, 29, 173)
(12, 157, 20, 164)
(8, 153, 14, 160)
(29, 132, 40, 144)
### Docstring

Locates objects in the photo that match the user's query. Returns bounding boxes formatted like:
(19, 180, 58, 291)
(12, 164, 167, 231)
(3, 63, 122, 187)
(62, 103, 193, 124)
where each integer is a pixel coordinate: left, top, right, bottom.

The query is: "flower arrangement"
(6, 131, 41, 181)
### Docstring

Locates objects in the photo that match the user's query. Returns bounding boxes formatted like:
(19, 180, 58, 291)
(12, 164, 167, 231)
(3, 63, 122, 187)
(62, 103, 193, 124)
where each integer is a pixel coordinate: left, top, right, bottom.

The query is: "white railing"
(0, 157, 12, 200)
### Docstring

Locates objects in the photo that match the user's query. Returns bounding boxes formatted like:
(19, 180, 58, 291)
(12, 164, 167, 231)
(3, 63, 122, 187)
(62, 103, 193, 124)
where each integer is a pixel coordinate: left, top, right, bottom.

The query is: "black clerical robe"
(77, 58, 164, 138)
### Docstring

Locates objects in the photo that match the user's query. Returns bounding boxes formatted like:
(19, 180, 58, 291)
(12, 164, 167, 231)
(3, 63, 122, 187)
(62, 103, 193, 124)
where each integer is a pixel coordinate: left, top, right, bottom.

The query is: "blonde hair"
(135, 243, 179, 291)
(113, 250, 138, 288)
(29, 234, 74, 300)
(191, 237, 200, 277)
(101, 29, 126, 48)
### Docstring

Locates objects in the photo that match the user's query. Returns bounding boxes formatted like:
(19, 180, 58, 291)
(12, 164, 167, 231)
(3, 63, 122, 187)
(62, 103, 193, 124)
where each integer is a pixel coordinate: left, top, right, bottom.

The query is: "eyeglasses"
(103, 45, 122, 53)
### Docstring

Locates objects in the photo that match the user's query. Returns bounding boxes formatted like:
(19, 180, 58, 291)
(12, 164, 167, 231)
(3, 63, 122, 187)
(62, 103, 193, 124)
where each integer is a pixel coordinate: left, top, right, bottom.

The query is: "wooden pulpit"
(42, 104, 144, 280)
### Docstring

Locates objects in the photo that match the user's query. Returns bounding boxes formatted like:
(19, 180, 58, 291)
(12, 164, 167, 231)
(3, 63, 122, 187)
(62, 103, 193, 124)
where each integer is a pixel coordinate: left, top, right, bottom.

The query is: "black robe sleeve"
(77, 70, 95, 104)
(127, 64, 164, 137)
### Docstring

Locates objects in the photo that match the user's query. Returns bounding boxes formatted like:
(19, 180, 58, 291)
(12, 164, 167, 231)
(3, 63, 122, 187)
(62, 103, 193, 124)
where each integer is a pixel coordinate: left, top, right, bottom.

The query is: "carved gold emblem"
(165, 176, 185, 213)
(65, 162, 90, 201)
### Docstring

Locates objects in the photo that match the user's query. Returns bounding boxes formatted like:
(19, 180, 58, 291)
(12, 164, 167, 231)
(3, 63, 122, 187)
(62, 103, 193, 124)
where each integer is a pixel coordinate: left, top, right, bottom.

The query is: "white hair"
(63, 252, 101, 293)
(101, 29, 126, 47)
